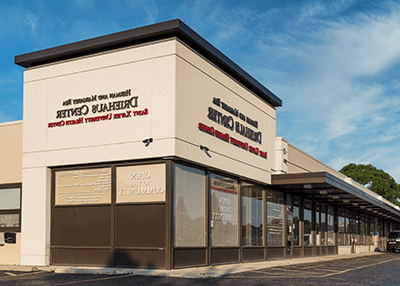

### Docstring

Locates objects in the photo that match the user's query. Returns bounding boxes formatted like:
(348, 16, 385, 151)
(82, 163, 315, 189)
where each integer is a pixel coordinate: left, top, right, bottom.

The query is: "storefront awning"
(272, 172, 400, 223)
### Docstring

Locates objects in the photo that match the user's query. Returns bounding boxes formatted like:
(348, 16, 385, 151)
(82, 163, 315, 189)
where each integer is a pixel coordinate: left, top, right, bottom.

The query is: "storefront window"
(370, 219, 375, 236)
(349, 213, 357, 235)
(242, 183, 263, 246)
(338, 208, 347, 246)
(266, 189, 285, 247)
(210, 173, 238, 247)
(359, 214, 365, 245)
(327, 206, 334, 246)
(292, 196, 301, 246)
(0, 186, 21, 231)
(345, 216, 350, 245)
(348, 212, 357, 246)
(304, 199, 312, 246)
(377, 219, 383, 236)
(316, 203, 320, 246)
(174, 164, 206, 247)
(321, 204, 326, 246)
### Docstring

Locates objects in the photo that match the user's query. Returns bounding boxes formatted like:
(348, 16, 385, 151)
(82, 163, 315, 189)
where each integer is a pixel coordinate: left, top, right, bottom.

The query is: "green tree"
(339, 163, 400, 206)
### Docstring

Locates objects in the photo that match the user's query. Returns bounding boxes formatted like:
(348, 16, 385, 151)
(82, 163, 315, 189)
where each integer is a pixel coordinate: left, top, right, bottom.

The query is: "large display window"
(316, 203, 321, 246)
(304, 199, 313, 246)
(173, 164, 206, 247)
(292, 196, 301, 246)
(242, 183, 263, 246)
(320, 204, 327, 246)
(266, 189, 284, 247)
(210, 173, 238, 247)
(327, 206, 334, 246)
(338, 208, 347, 246)
(52, 162, 168, 268)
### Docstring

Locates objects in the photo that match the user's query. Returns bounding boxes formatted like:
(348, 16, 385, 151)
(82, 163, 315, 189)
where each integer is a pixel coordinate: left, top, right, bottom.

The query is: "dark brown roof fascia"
(271, 172, 327, 185)
(14, 19, 282, 107)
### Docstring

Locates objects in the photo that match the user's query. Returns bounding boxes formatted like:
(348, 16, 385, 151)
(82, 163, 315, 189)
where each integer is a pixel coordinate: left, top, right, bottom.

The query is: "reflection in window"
(304, 199, 312, 246)
(338, 208, 347, 246)
(173, 164, 206, 247)
(0, 187, 21, 231)
(0, 188, 20, 210)
(377, 219, 383, 237)
(327, 206, 334, 246)
(292, 196, 301, 246)
(321, 204, 326, 246)
(316, 203, 320, 246)
(0, 214, 19, 228)
(266, 190, 284, 247)
(349, 212, 357, 235)
(242, 183, 263, 246)
(210, 173, 238, 247)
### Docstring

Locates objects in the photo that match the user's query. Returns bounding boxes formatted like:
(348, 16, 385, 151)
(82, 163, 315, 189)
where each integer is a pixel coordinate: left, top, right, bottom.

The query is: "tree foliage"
(339, 163, 400, 206)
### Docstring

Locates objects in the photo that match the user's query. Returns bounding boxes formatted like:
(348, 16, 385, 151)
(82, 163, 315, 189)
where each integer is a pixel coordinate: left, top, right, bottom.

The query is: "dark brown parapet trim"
(14, 19, 282, 107)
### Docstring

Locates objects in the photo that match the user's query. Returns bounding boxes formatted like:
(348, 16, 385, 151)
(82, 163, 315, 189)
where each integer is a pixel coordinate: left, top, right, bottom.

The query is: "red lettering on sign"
(259, 150, 267, 158)
(249, 146, 259, 155)
(211, 185, 238, 194)
(215, 129, 230, 142)
(198, 122, 215, 135)
(230, 136, 248, 150)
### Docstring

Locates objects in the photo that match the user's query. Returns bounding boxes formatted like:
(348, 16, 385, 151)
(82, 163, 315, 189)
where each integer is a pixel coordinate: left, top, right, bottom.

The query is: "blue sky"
(2, 0, 400, 182)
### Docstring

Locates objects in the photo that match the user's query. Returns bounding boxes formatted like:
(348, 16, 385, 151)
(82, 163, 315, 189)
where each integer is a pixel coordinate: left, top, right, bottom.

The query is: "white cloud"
(260, 4, 400, 140)
(299, 1, 327, 22)
(0, 3, 39, 37)
(127, 0, 159, 24)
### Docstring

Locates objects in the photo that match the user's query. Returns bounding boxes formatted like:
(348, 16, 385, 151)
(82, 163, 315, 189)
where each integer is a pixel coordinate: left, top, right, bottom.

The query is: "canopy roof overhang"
(272, 172, 400, 224)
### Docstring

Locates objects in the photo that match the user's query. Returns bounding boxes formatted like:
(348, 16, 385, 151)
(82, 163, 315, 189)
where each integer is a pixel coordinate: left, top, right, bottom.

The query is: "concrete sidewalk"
(0, 252, 386, 278)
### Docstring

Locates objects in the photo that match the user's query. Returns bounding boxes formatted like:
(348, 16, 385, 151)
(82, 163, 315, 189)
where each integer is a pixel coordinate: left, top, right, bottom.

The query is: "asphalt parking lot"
(1, 253, 400, 285)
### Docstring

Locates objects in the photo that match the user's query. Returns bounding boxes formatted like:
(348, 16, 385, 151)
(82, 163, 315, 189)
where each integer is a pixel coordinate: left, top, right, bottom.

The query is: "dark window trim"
(0, 183, 22, 232)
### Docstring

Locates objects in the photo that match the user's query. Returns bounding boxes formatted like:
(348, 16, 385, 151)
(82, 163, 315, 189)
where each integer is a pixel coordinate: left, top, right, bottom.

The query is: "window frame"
(0, 183, 22, 232)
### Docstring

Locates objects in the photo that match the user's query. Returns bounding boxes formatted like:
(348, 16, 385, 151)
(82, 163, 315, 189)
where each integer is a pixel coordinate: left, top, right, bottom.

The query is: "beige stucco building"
(0, 19, 398, 268)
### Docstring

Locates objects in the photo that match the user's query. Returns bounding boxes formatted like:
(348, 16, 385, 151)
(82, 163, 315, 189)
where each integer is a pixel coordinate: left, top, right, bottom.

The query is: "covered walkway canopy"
(272, 172, 400, 225)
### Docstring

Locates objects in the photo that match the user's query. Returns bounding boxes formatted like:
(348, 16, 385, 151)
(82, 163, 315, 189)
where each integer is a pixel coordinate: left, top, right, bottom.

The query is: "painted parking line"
(0, 271, 50, 279)
(50, 273, 137, 285)
(227, 257, 400, 280)
(322, 257, 400, 277)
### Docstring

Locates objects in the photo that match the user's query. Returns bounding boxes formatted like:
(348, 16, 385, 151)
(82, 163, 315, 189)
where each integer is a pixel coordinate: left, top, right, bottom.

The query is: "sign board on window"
(116, 164, 166, 203)
(55, 168, 111, 205)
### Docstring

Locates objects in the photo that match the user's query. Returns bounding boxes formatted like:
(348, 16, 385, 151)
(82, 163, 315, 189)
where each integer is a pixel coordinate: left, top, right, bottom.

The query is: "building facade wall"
(0, 121, 22, 265)
(287, 143, 343, 177)
(21, 37, 277, 266)
(175, 40, 275, 184)
(22, 38, 178, 266)
(0, 121, 22, 184)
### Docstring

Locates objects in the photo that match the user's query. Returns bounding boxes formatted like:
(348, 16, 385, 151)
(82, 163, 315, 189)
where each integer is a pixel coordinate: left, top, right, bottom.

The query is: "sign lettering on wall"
(198, 97, 268, 159)
(55, 168, 111, 205)
(116, 164, 166, 203)
(48, 89, 149, 128)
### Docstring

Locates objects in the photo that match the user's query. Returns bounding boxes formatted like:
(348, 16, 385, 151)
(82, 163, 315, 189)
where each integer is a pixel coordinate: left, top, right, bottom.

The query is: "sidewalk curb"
(0, 252, 386, 278)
